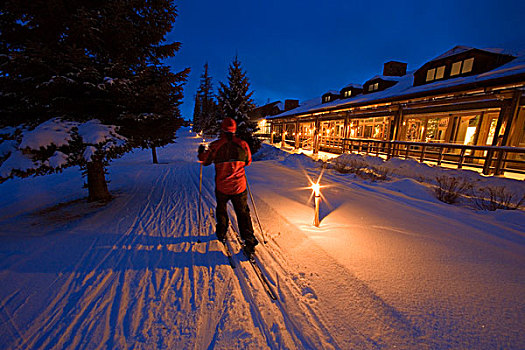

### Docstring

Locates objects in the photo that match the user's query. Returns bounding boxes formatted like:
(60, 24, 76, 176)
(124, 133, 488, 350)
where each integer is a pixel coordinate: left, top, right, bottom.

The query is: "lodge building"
(267, 46, 525, 176)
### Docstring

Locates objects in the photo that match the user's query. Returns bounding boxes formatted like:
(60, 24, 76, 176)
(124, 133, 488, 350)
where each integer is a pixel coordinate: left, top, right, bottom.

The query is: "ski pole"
(197, 162, 203, 238)
(245, 176, 267, 244)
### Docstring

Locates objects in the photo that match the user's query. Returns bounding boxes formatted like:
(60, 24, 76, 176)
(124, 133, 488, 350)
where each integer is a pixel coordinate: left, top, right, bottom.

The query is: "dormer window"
(463, 57, 474, 73)
(368, 82, 379, 92)
(340, 84, 362, 98)
(322, 91, 340, 103)
(413, 47, 514, 87)
(436, 66, 445, 79)
(451, 57, 474, 76)
(426, 65, 446, 82)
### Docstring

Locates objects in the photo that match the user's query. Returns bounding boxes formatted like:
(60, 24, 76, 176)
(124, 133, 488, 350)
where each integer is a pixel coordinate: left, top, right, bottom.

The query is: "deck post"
(420, 145, 426, 163)
(483, 149, 493, 175)
(295, 119, 300, 149)
(313, 117, 320, 155)
(281, 124, 286, 148)
(342, 115, 349, 153)
(458, 148, 466, 169)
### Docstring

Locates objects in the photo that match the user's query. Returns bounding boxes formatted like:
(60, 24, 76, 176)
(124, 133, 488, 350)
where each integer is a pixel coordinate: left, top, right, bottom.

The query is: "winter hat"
(221, 118, 236, 133)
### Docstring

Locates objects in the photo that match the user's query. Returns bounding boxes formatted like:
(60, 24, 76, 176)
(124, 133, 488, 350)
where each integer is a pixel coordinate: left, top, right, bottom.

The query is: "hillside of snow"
(0, 127, 524, 349)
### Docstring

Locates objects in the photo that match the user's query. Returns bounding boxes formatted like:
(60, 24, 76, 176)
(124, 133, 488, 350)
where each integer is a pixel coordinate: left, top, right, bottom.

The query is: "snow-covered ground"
(0, 127, 524, 349)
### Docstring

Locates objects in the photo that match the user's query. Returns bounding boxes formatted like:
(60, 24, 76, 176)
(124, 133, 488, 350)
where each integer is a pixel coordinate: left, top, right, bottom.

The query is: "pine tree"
(120, 64, 188, 164)
(193, 63, 217, 135)
(192, 93, 203, 132)
(217, 57, 260, 152)
(0, 0, 189, 200)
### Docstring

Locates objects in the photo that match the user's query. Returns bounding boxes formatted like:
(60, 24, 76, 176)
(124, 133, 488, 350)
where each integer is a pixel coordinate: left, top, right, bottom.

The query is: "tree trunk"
(151, 146, 158, 164)
(86, 160, 111, 202)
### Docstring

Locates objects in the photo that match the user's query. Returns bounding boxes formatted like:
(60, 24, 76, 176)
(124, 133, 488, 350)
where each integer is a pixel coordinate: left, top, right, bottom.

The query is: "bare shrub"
(331, 157, 392, 182)
(371, 166, 391, 181)
(434, 176, 472, 204)
(472, 186, 525, 211)
(331, 159, 352, 174)
(332, 158, 367, 174)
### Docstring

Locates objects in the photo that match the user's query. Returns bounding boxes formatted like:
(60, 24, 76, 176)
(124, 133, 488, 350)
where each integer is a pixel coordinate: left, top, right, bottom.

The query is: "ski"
(229, 228, 278, 301)
(245, 251, 278, 301)
(221, 240, 236, 269)
(210, 209, 277, 300)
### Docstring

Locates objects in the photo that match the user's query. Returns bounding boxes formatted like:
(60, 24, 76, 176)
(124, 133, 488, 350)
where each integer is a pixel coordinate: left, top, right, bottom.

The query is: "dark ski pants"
(215, 189, 257, 246)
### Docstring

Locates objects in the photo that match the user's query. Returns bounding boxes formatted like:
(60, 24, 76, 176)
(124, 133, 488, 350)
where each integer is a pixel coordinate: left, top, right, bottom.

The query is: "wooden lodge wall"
(269, 88, 525, 175)
(268, 47, 525, 175)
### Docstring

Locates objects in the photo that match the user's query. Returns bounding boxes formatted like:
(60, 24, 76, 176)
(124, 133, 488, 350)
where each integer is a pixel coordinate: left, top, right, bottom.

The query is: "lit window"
(462, 58, 474, 73)
(436, 65, 445, 79)
(451, 61, 461, 76)
(374, 83, 379, 90)
(426, 68, 436, 82)
(368, 84, 374, 92)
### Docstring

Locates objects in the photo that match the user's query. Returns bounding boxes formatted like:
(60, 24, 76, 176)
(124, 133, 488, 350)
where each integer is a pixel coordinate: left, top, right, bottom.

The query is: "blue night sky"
(166, 0, 525, 120)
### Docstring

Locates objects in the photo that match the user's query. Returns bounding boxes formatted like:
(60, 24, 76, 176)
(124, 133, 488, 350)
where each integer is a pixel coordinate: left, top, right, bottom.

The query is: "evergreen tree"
(193, 63, 217, 135)
(0, 0, 188, 200)
(217, 57, 260, 152)
(192, 93, 203, 132)
(120, 64, 188, 164)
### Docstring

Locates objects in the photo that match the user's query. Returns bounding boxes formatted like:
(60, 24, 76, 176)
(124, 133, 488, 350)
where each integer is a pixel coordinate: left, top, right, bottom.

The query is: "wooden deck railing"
(339, 138, 525, 176)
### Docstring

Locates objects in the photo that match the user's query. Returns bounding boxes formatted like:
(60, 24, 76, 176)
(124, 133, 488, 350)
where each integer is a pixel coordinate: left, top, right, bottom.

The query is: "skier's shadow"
(2, 233, 232, 275)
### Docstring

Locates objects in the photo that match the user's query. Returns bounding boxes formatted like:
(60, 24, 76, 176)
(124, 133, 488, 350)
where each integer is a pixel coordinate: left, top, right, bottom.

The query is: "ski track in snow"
(0, 132, 343, 349)
(0, 129, 524, 349)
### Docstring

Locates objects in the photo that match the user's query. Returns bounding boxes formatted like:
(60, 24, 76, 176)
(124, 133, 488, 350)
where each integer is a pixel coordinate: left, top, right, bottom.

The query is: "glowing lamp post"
(312, 182, 321, 227)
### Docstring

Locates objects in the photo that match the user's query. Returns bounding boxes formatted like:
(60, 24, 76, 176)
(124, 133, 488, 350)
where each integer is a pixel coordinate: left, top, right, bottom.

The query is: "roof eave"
(268, 73, 525, 121)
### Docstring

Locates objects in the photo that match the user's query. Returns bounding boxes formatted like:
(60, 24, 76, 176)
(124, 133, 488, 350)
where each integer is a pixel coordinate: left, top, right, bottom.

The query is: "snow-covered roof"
(366, 75, 404, 82)
(269, 51, 525, 120)
(429, 45, 515, 63)
(273, 97, 321, 117)
(342, 83, 363, 89)
(430, 45, 474, 61)
(324, 90, 340, 95)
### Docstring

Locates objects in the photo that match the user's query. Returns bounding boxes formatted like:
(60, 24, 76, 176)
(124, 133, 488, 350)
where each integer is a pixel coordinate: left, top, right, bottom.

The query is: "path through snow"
(0, 128, 524, 349)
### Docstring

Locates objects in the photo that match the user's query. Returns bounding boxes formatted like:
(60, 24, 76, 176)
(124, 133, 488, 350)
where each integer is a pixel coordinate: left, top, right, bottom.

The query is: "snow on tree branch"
(0, 118, 127, 181)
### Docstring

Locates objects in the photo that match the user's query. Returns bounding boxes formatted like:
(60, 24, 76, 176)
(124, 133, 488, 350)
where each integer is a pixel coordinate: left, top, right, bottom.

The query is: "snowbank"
(252, 143, 320, 168)
(280, 152, 321, 168)
(330, 152, 525, 198)
(252, 143, 289, 161)
(253, 144, 322, 169)
(382, 178, 439, 203)
(252, 144, 525, 202)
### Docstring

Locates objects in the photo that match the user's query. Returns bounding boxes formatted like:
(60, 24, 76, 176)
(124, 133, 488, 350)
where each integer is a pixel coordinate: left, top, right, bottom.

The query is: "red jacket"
(198, 134, 252, 195)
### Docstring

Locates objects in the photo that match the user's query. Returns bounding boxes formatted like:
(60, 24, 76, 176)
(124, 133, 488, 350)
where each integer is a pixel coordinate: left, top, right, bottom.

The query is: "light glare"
(311, 182, 320, 196)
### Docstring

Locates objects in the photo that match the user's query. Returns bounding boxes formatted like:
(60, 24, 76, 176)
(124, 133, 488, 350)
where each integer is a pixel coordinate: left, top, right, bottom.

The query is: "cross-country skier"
(198, 118, 258, 257)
